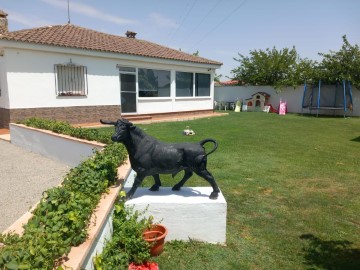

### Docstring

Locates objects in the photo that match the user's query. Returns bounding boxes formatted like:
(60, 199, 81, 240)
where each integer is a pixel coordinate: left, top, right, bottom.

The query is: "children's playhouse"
(245, 92, 271, 111)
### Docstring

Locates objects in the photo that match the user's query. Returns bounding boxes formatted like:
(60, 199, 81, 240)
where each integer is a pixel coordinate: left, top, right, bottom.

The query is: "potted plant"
(142, 224, 168, 256)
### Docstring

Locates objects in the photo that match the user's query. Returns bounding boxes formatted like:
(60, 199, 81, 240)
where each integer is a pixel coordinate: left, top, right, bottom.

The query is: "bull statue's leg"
(126, 174, 145, 200)
(172, 168, 193, 191)
(149, 174, 162, 191)
(194, 169, 220, 199)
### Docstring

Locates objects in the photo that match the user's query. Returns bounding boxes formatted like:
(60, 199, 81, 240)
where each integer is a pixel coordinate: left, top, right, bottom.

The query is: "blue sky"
(1, 0, 360, 79)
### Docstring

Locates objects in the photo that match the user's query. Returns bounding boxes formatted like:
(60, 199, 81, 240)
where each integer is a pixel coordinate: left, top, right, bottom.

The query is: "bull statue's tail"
(199, 138, 218, 158)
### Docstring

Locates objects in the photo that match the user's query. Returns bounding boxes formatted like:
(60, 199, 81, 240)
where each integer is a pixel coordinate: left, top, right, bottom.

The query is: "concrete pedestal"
(125, 187, 227, 244)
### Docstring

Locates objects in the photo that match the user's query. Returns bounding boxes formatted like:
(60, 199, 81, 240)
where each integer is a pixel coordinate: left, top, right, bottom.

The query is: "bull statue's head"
(100, 119, 135, 142)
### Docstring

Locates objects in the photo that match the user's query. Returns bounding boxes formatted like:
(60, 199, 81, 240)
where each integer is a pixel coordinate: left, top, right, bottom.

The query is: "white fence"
(214, 85, 360, 116)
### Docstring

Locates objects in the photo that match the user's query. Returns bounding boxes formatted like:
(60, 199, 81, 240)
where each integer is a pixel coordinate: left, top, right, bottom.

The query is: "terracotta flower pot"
(142, 224, 168, 256)
(128, 261, 159, 270)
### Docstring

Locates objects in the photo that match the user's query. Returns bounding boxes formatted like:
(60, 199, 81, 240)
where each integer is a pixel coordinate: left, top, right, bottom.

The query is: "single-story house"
(0, 10, 222, 128)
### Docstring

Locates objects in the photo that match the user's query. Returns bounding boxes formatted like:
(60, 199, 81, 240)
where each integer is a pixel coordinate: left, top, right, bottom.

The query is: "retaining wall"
(6, 124, 130, 269)
(10, 123, 105, 167)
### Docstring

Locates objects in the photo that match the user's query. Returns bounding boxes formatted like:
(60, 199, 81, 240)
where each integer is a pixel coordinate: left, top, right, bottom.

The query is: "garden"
(1, 112, 360, 269)
(120, 112, 360, 270)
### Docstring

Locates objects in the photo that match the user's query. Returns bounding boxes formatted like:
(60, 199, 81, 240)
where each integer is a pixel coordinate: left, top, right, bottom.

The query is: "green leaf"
(6, 260, 19, 270)
(18, 263, 31, 269)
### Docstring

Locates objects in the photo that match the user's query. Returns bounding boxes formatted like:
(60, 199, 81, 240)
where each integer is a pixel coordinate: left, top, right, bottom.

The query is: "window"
(55, 64, 88, 96)
(195, 73, 210, 96)
(138, 68, 170, 97)
(176, 72, 193, 97)
(117, 65, 136, 73)
(176, 72, 211, 97)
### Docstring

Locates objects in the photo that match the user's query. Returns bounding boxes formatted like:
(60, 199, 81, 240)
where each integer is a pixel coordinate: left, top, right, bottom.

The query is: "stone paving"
(0, 140, 69, 232)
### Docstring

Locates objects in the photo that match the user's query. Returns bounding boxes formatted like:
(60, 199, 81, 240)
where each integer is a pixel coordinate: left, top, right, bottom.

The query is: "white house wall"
(4, 48, 120, 109)
(0, 54, 9, 108)
(3, 46, 216, 113)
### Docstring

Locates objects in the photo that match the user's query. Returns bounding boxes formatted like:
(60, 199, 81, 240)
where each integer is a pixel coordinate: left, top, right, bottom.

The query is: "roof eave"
(0, 39, 222, 69)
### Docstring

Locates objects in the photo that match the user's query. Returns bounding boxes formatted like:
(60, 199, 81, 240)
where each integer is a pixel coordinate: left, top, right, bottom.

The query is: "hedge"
(0, 119, 127, 269)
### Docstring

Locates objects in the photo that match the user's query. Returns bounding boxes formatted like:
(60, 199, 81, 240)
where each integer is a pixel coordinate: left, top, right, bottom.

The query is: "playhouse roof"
(0, 24, 222, 66)
(251, 92, 271, 98)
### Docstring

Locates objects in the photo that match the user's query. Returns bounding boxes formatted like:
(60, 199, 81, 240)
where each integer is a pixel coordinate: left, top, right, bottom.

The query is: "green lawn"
(102, 112, 360, 269)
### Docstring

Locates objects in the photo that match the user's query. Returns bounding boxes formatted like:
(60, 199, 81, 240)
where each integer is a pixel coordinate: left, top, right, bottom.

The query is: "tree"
(231, 46, 307, 90)
(214, 72, 222, 82)
(294, 58, 319, 84)
(318, 35, 360, 89)
(231, 36, 360, 90)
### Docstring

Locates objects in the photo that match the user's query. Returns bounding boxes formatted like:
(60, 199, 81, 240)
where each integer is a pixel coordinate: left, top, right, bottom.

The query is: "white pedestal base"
(125, 187, 227, 244)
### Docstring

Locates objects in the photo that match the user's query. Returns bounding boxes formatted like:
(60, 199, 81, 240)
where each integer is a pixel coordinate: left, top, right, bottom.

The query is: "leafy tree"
(317, 35, 360, 89)
(231, 46, 308, 90)
(231, 35, 360, 90)
(294, 58, 319, 84)
(214, 72, 222, 82)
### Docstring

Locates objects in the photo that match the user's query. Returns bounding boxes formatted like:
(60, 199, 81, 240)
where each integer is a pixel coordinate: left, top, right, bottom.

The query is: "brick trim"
(0, 105, 121, 128)
(0, 107, 10, 128)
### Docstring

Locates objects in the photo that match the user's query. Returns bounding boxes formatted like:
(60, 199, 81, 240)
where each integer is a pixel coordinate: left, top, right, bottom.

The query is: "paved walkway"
(0, 140, 69, 232)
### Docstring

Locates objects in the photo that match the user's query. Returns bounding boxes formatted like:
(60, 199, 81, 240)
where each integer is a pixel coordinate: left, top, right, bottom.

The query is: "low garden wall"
(4, 124, 130, 269)
(10, 123, 105, 167)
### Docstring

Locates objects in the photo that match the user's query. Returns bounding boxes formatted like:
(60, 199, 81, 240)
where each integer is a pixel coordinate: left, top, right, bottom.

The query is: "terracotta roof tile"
(215, 80, 240, 86)
(0, 24, 222, 65)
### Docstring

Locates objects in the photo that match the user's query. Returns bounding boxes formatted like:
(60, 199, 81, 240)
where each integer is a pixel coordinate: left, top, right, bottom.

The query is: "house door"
(119, 68, 137, 113)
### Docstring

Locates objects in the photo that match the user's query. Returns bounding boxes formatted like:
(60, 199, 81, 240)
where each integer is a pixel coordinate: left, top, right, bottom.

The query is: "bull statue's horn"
(100, 119, 117, 125)
(120, 118, 133, 126)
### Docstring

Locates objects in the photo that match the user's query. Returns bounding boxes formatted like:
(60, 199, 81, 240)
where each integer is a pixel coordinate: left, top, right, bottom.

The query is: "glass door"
(119, 67, 137, 113)
(120, 73, 136, 113)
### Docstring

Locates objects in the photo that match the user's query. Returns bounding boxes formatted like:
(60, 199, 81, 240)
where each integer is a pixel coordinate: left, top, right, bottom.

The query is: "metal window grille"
(55, 64, 88, 96)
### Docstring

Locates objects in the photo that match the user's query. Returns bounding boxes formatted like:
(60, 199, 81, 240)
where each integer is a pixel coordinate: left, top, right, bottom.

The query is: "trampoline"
(302, 80, 353, 117)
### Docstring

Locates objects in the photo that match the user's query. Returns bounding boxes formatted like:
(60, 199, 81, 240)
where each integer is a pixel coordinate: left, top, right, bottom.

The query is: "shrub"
(93, 192, 152, 269)
(18, 118, 113, 144)
(0, 121, 127, 269)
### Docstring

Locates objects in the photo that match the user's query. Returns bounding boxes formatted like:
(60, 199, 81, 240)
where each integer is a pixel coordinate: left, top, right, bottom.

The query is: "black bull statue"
(100, 119, 220, 200)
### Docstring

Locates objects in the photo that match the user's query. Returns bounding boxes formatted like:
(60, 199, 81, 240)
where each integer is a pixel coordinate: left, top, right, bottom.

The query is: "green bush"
(0, 121, 127, 269)
(18, 118, 112, 144)
(93, 192, 152, 269)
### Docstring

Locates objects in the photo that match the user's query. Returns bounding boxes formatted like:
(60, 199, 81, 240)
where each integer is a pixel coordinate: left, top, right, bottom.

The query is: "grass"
(100, 112, 360, 269)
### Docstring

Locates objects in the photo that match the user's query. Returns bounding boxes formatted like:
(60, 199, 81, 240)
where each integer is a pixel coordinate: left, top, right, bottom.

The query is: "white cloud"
(149, 12, 177, 28)
(41, 0, 137, 25)
(8, 11, 51, 28)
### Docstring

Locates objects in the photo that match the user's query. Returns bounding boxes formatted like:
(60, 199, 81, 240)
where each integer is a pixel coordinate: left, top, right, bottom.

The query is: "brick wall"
(0, 107, 10, 128)
(0, 105, 121, 128)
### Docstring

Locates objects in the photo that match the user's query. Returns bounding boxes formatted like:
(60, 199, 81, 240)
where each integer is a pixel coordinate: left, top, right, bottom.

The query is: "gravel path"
(0, 140, 70, 232)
